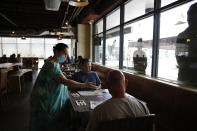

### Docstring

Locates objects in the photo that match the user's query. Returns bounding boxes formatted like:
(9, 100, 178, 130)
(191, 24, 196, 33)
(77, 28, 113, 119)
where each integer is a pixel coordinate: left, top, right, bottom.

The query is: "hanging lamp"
(69, 0, 89, 7)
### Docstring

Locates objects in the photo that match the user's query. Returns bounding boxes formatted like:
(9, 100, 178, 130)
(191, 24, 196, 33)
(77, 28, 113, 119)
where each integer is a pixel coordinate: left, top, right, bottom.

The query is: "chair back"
(96, 114, 156, 131)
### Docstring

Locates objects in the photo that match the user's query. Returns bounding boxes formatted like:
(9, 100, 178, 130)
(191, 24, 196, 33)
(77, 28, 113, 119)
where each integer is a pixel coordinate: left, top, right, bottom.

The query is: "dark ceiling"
(0, 0, 73, 30)
(0, 0, 126, 37)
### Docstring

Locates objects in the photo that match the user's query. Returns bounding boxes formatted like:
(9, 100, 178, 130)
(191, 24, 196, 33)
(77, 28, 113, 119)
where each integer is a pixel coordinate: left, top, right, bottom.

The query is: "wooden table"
(0, 63, 22, 89)
(22, 57, 38, 70)
(68, 89, 148, 130)
(0, 63, 22, 69)
(68, 89, 111, 130)
(68, 89, 111, 112)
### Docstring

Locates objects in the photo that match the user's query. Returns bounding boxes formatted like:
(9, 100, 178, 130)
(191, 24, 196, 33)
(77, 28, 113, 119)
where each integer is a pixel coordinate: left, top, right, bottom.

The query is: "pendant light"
(69, 0, 89, 7)
(21, 36, 26, 40)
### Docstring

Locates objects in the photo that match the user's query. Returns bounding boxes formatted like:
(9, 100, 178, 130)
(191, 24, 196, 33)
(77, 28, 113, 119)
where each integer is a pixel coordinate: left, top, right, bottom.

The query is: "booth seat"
(92, 63, 197, 131)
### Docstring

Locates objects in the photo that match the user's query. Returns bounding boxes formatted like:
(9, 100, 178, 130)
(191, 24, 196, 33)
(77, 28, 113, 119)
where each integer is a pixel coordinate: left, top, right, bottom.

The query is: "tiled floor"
(0, 70, 39, 131)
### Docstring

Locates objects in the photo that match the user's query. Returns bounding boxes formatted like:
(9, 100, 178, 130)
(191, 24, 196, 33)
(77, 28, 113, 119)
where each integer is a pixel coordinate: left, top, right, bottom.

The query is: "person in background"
(70, 56, 75, 65)
(65, 55, 71, 64)
(16, 54, 22, 63)
(1, 54, 7, 63)
(10, 53, 17, 63)
(31, 43, 96, 131)
(175, 3, 197, 84)
(72, 58, 101, 90)
(16, 54, 23, 69)
(133, 38, 147, 73)
(86, 70, 150, 131)
(133, 38, 146, 58)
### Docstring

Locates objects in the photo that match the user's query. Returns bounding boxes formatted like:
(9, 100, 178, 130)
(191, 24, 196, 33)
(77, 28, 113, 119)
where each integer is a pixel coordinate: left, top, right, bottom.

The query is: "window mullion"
(103, 17, 106, 65)
(119, 4, 124, 69)
(151, 0, 161, 77)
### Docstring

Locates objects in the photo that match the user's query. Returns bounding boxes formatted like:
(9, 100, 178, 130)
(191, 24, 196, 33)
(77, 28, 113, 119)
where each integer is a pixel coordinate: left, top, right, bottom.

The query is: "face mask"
(58, 56, 66, 63)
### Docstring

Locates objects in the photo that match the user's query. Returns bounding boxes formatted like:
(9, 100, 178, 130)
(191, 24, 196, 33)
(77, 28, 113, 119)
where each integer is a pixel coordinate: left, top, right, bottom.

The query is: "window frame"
(0, 37, 71, 59)
(93, 0, 195, 83)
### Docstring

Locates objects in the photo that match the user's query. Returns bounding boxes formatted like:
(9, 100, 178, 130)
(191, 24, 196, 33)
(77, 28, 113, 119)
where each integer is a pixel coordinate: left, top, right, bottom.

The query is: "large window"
(94, 19, 104, 64)
(106, 8, 120, 30)
(45, 39, 57, 58)
(161, 0, 178, 7)
(0, 37, 71, 59)
(93, 0, 197, 87)
(0, 38, 3, 57)
(105, 28, 120, 68)
(158, 1, 197, 82)
(124, 0, 154, 22)
(95, 20, 103, 34)
(45, 39, 71, 58)
(123, 17, 153, 75)
(17, 38, 31, 57)
(2, 38, 17, 56)
(31, 38, 45, 58)
(94, 34, 103, 64)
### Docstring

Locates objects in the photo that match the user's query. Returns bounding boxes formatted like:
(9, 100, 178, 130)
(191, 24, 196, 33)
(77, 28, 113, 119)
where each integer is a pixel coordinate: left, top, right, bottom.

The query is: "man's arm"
(54, 75, 97, 89)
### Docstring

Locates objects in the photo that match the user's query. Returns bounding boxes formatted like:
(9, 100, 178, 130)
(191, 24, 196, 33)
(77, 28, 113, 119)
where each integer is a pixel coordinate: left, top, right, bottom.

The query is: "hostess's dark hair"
(53, 43, 69, 54)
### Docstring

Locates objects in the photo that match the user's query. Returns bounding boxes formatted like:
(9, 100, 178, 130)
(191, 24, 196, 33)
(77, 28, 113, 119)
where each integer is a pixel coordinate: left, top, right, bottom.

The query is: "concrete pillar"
(77, 24, 91, 58)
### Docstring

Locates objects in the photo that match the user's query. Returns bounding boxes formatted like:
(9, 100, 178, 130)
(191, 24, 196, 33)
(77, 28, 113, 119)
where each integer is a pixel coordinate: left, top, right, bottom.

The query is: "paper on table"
(78, 89, 109, 96)
(90, 101, 104, 110)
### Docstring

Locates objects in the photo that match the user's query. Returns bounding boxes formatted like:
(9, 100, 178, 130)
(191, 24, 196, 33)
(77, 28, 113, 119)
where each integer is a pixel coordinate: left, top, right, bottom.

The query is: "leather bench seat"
(92, 63, 197, 131)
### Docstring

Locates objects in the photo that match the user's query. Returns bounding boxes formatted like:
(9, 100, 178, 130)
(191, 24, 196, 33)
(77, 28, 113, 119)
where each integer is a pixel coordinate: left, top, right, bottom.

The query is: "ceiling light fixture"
(69, 0, 89, 7)
(65, 21, 69, 25)
(58, 36, 62, 40)
(21, 36, 26, 40)
(61, 25, 72, 29)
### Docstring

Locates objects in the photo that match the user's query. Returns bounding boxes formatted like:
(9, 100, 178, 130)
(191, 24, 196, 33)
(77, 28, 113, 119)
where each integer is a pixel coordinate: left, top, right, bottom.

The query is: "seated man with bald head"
(86, 70, 150, 131)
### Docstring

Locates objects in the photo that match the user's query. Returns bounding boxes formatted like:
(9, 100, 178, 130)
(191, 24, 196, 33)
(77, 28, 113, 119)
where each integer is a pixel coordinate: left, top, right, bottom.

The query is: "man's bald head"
(107, 70, 125, 84)
(106, 70, 128, 98)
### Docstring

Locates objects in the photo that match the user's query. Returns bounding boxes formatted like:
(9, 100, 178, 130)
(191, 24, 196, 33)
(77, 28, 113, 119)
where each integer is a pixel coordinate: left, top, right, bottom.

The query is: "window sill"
(92, 63, 197, 92)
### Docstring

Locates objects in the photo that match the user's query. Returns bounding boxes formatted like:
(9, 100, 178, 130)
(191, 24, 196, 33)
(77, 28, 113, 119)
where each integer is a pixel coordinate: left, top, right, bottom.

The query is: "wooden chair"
(8, 69, 32, 93)
(23, 57, 39, 70)
(96, 114, 156, 131)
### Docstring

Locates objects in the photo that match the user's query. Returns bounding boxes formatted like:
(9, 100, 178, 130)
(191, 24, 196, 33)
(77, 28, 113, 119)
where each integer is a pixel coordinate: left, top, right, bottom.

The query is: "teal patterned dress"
(30, 60, 70, 131)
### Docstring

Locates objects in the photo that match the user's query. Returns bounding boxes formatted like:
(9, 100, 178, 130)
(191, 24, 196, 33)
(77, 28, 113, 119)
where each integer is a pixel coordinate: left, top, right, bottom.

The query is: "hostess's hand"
(86, 82, 101, 90)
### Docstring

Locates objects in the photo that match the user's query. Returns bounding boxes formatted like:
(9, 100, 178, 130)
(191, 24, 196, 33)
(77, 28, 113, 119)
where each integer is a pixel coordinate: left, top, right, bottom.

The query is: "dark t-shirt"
(72, 71, 101, 86)
(176, 27, 197, 83)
